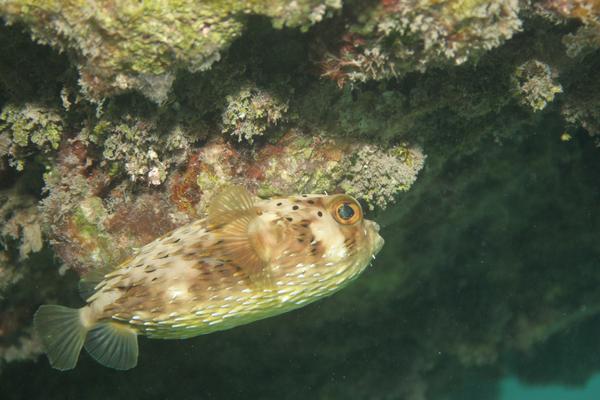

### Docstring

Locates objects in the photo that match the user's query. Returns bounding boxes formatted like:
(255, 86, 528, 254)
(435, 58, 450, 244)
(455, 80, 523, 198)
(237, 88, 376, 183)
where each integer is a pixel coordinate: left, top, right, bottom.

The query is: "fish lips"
(365, 220, 385, 256)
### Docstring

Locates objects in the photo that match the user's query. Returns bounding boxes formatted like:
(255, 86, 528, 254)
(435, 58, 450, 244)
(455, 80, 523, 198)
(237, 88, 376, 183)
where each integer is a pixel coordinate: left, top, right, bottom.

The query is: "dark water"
(3, 114, 600, 399)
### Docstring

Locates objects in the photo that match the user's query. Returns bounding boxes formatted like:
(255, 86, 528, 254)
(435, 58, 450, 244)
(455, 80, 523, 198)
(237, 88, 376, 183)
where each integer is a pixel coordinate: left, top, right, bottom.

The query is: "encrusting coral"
(37, 128, 423, 276)
(0, 0, 342, 102)
(320, 0, 523, 87)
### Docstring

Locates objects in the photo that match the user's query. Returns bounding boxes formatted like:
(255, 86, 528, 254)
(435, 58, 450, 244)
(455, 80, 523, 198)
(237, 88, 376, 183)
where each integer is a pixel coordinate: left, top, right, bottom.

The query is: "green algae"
(0, 103, 63, 170)
(0, 0, 339, 101)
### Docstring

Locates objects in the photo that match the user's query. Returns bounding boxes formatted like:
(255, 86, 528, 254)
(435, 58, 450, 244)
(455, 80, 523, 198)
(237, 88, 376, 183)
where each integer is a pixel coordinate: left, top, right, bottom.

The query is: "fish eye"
(338, 203, 354, 219)
(331, 197, 362, 225)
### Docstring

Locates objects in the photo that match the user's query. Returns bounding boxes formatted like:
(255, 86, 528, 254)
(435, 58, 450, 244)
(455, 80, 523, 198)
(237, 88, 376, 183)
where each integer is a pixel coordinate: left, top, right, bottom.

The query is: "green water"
(2, 10, 600, 399)
(3, 119, 600, 399)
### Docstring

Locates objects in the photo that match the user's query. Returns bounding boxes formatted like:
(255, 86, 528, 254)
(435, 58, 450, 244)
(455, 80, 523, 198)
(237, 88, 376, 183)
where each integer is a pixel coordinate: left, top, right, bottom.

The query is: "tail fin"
(34, 305, 87, 371)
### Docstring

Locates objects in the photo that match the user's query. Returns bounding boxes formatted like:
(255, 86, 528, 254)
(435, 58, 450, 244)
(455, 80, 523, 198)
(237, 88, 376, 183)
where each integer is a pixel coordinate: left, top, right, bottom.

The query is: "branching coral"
(0, 252, 21, 302)
(563, 20, 600, 58)
(0, 188, 47, 370)
(339, 144, 425, 210)
(0, 103, 63, 170)
(562, 81, 600, 139)
(536, 0, 600, 23)
(513, 60, 563, 112)
(79, 116, 198, 185)
(0, 333, 42, 367)
(536, 0, 600, 58)
(321, 0, 523, 86)
(0, 189, 43, 261)
(221, 84, 289, 143)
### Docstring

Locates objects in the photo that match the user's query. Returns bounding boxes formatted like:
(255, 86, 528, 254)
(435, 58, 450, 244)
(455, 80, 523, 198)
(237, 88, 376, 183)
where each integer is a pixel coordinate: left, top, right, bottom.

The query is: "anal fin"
(84, 322, 138, 370)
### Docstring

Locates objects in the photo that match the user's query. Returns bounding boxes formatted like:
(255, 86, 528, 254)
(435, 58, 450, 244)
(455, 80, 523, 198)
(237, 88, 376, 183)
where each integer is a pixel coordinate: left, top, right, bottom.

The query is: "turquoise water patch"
(500, 375, 600, 400)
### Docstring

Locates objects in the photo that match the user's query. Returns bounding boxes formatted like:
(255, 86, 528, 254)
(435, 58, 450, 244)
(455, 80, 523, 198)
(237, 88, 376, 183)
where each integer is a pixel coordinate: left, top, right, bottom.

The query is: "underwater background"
(2, 1, 600, 399)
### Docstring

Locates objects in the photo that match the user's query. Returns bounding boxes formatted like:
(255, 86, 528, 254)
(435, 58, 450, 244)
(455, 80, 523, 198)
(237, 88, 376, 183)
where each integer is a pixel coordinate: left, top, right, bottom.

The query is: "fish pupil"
(338, 203, 355, 220)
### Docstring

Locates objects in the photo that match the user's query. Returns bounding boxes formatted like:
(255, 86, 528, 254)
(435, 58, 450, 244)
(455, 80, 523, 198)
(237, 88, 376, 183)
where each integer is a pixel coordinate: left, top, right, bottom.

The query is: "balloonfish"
(34, 186, 384, 370)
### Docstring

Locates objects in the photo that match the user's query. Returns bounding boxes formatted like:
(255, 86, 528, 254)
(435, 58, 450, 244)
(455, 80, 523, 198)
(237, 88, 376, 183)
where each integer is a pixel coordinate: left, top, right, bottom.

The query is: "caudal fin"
(84, 322, 138, 370)
(34, 305, 87, 371)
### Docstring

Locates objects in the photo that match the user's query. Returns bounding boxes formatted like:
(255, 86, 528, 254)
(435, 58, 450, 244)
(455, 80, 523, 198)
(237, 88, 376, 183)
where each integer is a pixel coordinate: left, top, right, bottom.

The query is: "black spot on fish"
(307, 200, 315, 204)
(345, 238, 356, 250)
(311, 240, 321, 256)
(286, 217, 293, 222)
(317, 211, 323, 217)
(277, 202, 282, 206)
(292, 205, 299, 210)
(152, 277, 158, 281)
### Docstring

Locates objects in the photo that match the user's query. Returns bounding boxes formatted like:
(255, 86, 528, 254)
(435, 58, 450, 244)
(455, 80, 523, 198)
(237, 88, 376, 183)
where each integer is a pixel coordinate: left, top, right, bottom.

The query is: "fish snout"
(365, 220, 385, 256)
(372, 221, 380, 233)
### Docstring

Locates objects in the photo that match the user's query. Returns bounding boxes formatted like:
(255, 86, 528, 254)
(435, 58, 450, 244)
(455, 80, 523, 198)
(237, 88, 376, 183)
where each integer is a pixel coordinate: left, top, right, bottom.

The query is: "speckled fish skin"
(34, 186, 384, 370)
(82, 188, 384, 340)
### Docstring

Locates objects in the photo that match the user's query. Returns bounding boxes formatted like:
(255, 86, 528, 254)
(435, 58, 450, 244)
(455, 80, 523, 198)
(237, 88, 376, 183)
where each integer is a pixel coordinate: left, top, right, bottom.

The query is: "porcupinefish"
(34, 186, 384, 370)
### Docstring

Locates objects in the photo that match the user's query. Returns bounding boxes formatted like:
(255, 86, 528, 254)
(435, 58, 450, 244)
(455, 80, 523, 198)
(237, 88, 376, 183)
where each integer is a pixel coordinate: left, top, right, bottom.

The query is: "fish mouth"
(366, 220, 385, 256)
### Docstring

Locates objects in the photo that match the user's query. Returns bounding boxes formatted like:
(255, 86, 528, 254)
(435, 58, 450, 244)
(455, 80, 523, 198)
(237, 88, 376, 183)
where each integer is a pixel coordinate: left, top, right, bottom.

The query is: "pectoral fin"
(213, 215, 273, 289)
(205, 186, 271, 287)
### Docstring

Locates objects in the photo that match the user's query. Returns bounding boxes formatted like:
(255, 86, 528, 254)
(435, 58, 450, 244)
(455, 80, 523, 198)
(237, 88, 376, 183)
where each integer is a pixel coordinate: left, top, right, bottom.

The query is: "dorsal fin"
(207, 185, 255, 227)
(78, 264, 117, 300)
(78, 255, 133, 300)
